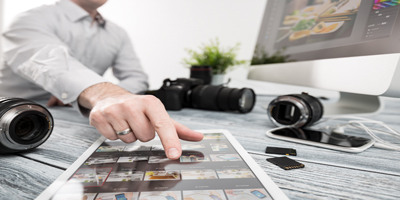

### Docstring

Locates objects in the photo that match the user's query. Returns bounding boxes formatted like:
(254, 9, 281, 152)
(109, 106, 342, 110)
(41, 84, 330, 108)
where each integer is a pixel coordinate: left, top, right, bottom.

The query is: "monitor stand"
(324, 92, 383, 116)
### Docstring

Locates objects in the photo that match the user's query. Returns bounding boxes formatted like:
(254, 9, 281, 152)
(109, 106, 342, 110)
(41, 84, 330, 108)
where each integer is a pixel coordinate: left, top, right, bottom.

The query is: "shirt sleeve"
(2, 10, 108, 106)
(112, 29, 149, 94)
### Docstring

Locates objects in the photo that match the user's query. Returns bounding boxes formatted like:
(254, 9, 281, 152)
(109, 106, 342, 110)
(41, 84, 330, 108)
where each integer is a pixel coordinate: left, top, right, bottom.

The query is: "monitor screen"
(255, 0, 400, 63)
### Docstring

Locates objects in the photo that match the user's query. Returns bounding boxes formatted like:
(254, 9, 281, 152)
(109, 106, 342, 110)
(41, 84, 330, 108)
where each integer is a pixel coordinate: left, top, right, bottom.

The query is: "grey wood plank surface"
(0, 95, 396, 199)
(173, 118, 400, 176)
(18, 119, 101, 169)
(250, 153, 400, 200)
(0, 155, 63, 200)
(45, 106, 90, 125)
(2, 146, 399, 200)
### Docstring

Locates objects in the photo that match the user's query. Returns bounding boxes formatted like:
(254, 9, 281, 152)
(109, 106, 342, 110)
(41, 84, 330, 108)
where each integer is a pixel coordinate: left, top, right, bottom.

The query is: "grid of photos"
(144, 170, 181, 181)
(117, 156, 148, 163)
(210, 154, 242, 162)
(181, 169, 218, 180)
(203, 133, 226, 139)
(96, 145, 124, 152)
(139, 191, 181, 200)
(52, 193, 97, 200)
(225, 189, 272, 200)
(69, 168, 112, 187)
(211, 143, 229, 151)
(216, 169, 256, 179)
(124, 145, 152, 152)
(96, 192, 139, 200)
(183, 190, 227, 200)
(149, 156, 179, 163)
(180, 154, 211, 162)
(182, 144, 206, 150)
(54, 133, 273, 200)
(52, 189, 271, 200)
(84, 156, 118, 165)
(106, 170, 144, 182)
(275, 0, 361, 48)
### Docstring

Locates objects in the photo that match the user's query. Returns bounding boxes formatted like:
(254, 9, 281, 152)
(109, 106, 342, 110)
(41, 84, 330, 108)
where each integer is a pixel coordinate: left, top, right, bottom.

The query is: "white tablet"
(36, 129, 289, 200)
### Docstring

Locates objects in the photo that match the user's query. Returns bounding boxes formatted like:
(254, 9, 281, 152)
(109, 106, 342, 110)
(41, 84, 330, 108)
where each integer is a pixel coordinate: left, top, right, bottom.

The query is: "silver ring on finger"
(116, 128, 132, 136)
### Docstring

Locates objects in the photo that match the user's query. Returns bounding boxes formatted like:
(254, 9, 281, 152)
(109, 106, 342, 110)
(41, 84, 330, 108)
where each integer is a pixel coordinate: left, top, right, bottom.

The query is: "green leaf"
(182, 38, 248, 74)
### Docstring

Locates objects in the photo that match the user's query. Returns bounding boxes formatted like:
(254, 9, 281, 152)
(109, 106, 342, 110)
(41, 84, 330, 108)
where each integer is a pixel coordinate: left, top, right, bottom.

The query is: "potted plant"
(183, 38, 247, 85)
(251, 46, 295, 65)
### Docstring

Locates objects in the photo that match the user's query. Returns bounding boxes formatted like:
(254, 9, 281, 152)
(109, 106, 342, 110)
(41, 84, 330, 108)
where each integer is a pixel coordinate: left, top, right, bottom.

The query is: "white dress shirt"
(0, 0, 148, 108)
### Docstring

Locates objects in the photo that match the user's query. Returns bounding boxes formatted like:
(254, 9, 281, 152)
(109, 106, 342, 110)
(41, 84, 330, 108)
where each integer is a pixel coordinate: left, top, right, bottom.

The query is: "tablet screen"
(48, 131, 282, 200)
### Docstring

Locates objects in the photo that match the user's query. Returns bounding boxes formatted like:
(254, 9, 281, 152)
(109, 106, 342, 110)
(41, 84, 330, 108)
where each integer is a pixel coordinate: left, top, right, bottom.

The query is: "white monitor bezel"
(248, 53, 400, 98)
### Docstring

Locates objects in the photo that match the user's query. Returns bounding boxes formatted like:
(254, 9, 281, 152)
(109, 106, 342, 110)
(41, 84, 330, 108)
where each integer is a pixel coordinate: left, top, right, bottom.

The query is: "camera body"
(156, 78, 203, 110)
(0, 97, 54, 154)
(152, 78, 256, 113)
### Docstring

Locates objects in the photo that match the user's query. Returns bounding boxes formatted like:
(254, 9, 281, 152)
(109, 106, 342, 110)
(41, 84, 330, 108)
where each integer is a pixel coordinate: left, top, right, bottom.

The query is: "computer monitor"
(248, 0, 400, 115)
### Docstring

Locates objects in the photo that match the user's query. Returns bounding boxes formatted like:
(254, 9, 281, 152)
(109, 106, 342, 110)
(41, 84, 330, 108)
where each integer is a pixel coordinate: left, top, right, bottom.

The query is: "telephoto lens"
(151, 78, 256, 113)
(0, 97, 53, 154)
(190, 85, 256, 113)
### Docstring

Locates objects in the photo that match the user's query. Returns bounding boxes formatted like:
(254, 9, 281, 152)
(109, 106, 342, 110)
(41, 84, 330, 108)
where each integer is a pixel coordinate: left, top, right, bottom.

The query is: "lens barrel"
(0, 97, 53, 154)
(190, 85, 256, 113)
(267, 93, 323, 128)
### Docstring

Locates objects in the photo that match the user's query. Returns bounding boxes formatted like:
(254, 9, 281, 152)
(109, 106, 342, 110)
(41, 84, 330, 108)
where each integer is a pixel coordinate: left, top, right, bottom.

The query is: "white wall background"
(1, 0, 334, 96)
(0, 0, 3, 55)
(99, 0, 265, 90)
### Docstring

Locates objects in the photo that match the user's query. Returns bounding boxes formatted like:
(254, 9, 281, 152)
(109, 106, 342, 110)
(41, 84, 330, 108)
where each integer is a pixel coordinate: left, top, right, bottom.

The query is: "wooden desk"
(1, 96, 400, 200)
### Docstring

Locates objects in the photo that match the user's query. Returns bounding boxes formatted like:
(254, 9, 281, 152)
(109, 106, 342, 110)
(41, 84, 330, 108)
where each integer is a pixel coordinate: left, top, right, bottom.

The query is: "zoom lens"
(0, 97, 53, 154)
(190, 85, 256, 113)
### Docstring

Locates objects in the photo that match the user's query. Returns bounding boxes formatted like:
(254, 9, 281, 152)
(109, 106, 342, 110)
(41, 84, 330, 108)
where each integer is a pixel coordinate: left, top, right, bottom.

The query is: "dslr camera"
(149, 78, 256, 113)
(0, 97, 54, 154)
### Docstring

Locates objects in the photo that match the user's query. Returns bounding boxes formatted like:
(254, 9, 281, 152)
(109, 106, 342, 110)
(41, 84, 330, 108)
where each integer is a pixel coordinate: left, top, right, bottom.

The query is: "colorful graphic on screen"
(374, 0, 400, 10)
(274, 0, 361, 49)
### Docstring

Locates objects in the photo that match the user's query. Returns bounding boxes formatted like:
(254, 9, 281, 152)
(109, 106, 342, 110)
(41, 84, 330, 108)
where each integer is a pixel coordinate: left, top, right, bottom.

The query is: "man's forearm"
(78, 82, 129, 109)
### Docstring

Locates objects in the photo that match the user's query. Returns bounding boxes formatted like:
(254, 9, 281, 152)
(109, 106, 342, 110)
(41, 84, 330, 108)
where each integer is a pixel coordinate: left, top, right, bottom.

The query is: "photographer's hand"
(78, 82, 203, 159)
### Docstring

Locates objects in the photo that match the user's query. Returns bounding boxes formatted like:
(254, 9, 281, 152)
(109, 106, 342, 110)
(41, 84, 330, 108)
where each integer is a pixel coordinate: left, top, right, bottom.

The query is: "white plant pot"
(211, 74, 225, 85)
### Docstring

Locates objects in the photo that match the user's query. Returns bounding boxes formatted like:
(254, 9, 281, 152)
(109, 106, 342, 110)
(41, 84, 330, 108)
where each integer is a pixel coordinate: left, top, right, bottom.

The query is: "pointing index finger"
(143, 96, 181, 159)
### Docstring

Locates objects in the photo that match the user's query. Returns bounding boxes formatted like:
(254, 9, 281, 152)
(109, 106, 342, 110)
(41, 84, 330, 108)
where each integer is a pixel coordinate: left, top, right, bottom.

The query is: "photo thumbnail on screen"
(275, 0, 362, 49)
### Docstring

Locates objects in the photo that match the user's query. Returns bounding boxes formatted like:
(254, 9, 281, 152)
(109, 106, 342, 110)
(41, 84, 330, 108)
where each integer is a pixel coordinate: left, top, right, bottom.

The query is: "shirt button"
(61, 93, 68, 99)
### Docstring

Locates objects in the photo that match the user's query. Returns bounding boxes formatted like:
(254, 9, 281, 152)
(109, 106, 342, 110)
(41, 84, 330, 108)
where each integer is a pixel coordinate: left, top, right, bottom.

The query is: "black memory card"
(267, 156, 305, 170)
(265, 147, 297, 156)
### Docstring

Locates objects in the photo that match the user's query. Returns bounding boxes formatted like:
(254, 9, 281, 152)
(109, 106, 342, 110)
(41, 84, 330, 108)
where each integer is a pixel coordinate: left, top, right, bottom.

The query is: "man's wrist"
(78, 82, 130, 109)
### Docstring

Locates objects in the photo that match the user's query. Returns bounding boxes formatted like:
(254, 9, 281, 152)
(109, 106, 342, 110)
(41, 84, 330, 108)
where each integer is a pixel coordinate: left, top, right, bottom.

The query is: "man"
(0, 0, 203, 159)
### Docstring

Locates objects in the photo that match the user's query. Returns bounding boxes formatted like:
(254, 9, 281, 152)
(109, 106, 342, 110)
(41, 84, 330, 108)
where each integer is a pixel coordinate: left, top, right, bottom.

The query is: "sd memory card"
(265, 147, 297, 156)
(267, 156, 305, 170)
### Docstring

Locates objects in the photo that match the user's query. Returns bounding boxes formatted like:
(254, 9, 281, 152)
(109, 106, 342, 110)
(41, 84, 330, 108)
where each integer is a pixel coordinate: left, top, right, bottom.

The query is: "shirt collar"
(58, 0, 89, 22)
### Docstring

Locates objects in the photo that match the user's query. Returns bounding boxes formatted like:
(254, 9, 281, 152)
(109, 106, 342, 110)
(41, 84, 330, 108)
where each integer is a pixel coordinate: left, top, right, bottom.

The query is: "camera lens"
(190, 85, 256, 113)
(14, 114, 48, 141)
(0, 98, 53, 154)
(238, 89, 256, 113)
(267, 93, 323, 128)
(15, 116, 35, 138)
